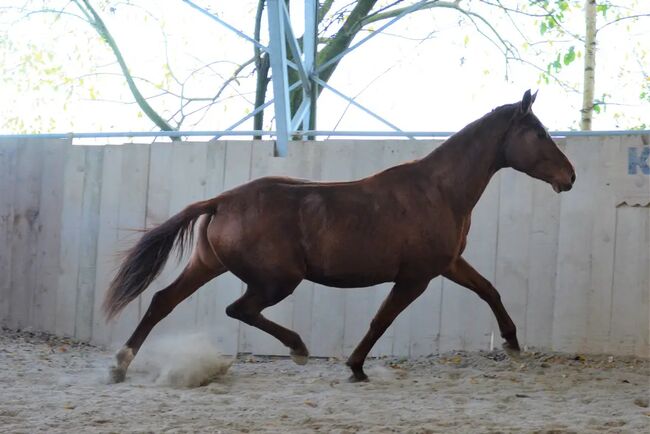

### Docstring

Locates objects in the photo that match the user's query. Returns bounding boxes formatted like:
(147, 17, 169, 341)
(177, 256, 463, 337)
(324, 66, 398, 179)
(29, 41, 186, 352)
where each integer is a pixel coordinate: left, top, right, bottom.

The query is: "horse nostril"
(570, 173, 576, 184)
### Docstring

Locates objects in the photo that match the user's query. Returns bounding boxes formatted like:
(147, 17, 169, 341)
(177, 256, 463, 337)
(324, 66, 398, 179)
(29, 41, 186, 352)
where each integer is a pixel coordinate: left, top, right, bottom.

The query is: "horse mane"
(446, 102, 518, 143)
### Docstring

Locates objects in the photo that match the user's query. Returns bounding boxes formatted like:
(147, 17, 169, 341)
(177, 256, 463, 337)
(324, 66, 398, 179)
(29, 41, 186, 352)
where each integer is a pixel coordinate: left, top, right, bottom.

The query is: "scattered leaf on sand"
(634, 398, 649, 408)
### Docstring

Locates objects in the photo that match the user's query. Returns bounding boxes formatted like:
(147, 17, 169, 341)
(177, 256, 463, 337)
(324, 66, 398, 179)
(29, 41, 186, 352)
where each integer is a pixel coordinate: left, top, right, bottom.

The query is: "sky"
(0, 0, 648, 141)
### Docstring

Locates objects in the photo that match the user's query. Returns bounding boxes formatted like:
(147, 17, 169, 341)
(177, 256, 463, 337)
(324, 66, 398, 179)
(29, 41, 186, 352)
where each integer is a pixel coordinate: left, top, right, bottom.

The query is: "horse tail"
(103, 199, 216, 320)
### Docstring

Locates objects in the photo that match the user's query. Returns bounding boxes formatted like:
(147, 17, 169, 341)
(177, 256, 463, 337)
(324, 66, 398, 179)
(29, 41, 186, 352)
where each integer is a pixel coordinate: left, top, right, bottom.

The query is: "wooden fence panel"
(288, 141, 319, 357)
(92, 145, 122, 345)
(194, 141, 232, 352)
(0, 141, 17, 327)
(308, 141, 354, 358)
(552, 137, 601, 352)
(156, 141, 210, 337)
(494, 169, 535, 349)
(1, 137, 648, 359)
(584, 137, 619, 353)
(525, 158, 562, 349)
(220, 141, 253, 354)
(342, 141, 390, 358)
(55, 145, 86, 338)
(73, 147, 103, 341)
(32, 141, 68, 334)
(244, 140, 289, 356)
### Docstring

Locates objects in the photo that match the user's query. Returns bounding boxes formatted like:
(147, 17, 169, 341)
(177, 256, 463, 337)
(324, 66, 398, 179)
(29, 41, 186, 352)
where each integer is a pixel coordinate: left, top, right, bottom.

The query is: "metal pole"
(313, 77, 414, 139)
(282, 2, 310, 95)
(303, 0, 317, 136)
(1, 130, 648, 140)
(218, 82, 302, 140)
(183, 0, 269, 53)
(267, 0, 292, 156)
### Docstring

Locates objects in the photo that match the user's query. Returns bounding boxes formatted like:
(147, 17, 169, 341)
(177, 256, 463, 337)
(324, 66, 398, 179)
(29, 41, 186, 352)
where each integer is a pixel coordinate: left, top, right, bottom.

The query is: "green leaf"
(593, 103, 600, 114)
(563, 46, 576, 65)
(540, 21, 548, 35)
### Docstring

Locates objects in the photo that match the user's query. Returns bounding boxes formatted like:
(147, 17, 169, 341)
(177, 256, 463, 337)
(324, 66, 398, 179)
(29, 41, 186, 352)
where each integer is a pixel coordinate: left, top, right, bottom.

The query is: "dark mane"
(442, 102, 518, 144)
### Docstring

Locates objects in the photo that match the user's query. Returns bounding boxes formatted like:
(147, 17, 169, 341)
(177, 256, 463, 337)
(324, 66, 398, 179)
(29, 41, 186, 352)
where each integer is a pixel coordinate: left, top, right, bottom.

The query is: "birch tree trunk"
(581, 0, 597, 130)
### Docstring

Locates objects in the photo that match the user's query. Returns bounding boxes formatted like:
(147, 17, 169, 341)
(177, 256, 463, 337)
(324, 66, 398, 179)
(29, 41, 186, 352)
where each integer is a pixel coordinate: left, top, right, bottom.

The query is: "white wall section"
(0, 137, 648, 357)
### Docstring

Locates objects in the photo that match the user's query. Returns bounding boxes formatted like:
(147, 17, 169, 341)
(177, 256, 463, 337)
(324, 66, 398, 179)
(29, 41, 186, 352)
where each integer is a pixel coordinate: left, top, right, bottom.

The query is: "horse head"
(502, 90, 576, 193)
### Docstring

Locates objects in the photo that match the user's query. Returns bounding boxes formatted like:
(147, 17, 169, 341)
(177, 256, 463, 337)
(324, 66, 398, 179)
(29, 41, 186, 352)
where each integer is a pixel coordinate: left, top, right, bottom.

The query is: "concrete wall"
(1, 137, 648, 357)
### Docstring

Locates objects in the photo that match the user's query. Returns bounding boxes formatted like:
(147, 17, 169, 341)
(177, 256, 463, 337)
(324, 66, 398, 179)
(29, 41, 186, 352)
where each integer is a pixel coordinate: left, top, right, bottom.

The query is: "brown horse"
(104, 90, 575, 383)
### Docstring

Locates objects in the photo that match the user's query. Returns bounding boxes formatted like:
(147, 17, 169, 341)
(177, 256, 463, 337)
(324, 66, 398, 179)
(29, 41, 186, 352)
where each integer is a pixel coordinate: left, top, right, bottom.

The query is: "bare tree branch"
(597, 13, 650, 34)
(73, 0, 176, 134)
(361, 1, 460, 26)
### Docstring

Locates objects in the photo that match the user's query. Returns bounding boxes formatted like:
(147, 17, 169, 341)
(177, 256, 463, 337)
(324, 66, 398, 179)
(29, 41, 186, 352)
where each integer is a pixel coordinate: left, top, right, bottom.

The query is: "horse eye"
(537, 130, 546, 139)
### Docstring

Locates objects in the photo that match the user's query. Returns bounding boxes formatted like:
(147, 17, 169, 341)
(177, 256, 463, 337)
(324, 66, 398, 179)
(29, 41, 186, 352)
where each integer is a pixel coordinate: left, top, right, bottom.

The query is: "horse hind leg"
(109, 257, 226, 383)
(226, 283, 309, 365)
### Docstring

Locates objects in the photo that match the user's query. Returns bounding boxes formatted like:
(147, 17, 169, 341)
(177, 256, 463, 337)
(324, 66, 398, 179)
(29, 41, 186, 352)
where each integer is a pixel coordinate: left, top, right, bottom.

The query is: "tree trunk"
(253, 53, 270, 138)
(581, 0, 597, 130)
(288, 0, 378, 119)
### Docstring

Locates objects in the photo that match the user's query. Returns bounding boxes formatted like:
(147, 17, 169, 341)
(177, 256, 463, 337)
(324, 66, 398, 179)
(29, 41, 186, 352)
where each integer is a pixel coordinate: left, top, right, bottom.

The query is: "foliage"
(0, 0, 648, 133)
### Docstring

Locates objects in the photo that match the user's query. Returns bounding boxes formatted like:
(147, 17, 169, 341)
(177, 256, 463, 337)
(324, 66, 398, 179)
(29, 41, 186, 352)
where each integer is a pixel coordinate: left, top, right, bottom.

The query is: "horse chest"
(398, 212, 470, 276)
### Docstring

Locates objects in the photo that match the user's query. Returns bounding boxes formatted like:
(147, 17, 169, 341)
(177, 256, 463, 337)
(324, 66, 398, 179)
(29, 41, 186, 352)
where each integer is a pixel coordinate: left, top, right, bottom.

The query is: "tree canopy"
(0, 1, 648, 135)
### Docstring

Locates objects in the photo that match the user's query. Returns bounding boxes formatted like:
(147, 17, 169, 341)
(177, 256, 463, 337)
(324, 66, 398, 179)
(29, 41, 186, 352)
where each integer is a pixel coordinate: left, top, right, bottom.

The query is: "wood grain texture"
(0, 139, 647, 358)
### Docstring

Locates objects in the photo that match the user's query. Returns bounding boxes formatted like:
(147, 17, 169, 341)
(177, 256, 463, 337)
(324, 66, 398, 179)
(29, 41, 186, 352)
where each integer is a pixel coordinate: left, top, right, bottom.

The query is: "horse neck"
(419, 112, 511, 215)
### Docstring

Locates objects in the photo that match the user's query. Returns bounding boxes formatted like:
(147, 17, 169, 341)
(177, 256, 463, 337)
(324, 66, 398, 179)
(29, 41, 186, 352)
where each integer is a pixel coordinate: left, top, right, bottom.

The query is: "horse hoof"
(109, 366, 126, 384)
(347, 373, 369, 383)
(502, 341, 521, 359)
(290, 349, 309, 365)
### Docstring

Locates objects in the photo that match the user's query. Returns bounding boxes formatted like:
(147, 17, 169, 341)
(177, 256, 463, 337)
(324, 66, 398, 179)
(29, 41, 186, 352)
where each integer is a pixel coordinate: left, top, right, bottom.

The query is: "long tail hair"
(103, 199, 215, 320)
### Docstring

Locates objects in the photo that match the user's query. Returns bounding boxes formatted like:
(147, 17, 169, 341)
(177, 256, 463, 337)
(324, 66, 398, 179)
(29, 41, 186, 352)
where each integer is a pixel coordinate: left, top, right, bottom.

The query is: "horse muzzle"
(551, 171, 576, 193)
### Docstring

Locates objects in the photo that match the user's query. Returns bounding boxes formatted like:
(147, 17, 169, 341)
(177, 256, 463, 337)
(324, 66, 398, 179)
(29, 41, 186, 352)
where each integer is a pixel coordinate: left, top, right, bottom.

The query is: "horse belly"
(302, 233, 400, 288)
(305, 266, 397, 288)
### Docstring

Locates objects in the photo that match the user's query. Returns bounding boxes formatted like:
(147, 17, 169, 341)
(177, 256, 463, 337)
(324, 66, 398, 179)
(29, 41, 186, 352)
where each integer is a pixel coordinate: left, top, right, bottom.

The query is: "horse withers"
(104, 90, 575, 383)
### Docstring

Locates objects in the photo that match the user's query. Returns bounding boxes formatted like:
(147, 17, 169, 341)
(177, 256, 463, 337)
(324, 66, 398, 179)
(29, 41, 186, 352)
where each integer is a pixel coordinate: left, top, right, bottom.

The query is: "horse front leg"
(443, 256, 520, 354)
(346, 280, 429, 382)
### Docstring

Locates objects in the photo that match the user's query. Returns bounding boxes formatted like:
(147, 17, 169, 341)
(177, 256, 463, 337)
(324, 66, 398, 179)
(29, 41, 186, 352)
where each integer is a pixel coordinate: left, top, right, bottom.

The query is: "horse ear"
(531, 89, 538, 103)
(520, 89, 534, 115)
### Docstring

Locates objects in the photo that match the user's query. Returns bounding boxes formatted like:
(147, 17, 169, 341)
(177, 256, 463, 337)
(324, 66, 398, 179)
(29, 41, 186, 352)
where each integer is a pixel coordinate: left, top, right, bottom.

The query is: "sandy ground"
(1, 328, 648, 434)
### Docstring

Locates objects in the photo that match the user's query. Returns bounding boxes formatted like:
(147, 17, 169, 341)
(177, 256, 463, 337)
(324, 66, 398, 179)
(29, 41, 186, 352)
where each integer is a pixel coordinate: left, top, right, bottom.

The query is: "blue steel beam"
(183, 0, 268, 53)
(282, 2, 311, 96)
(313, 77, 415, 139)
(291, 98, 311, 131)
(267, 0, 292, 156)
(302, 0, 318, 133)
(0, 130, 647, 140)
(217, 81, 302, 140)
